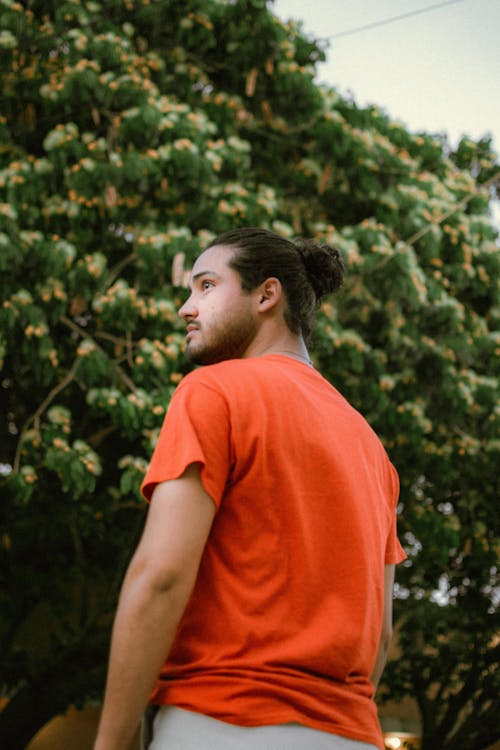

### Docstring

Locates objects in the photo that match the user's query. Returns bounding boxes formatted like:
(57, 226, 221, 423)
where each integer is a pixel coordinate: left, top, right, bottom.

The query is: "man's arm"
(370, 563, 395, 691)
(93, 464, 216, 750)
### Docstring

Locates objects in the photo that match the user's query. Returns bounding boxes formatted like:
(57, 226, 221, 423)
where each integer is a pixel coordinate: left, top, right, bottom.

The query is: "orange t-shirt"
(141, 355, 406, 749)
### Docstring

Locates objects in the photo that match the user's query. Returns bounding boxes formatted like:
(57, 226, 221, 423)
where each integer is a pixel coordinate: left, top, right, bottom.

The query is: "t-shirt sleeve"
(141, 375, 232, 508)
(384, 461, 407, 564)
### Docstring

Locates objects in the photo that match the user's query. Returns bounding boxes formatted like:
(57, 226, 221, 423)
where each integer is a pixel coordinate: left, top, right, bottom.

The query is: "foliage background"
(0, 1, 498, 749)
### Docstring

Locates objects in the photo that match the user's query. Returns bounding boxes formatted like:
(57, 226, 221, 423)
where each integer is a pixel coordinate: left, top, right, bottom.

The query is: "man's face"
(178, 244, 259, 365)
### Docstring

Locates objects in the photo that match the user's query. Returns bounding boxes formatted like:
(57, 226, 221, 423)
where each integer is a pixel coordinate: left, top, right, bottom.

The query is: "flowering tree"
(0, 1, 498, 748)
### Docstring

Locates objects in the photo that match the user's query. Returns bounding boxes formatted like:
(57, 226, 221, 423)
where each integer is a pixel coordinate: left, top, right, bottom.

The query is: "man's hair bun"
(295, 239, 345, 300)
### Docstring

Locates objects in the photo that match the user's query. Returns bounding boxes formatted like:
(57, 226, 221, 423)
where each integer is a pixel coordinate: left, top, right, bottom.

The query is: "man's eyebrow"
(191, 270, 221, 282)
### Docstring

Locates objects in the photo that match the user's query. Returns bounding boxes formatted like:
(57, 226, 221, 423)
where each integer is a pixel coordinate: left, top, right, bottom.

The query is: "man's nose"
(178, 294, 197, 319)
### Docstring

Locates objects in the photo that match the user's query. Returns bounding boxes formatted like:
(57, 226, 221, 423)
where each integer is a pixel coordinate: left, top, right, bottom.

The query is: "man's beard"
(185, 313, 258, 365)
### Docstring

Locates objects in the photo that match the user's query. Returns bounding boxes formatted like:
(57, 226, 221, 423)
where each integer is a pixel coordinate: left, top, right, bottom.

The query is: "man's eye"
(201, 280, 214, 291)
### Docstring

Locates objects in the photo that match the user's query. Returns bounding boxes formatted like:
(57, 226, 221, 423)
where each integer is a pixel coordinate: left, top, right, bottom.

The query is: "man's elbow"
(125, 553, 190, 596)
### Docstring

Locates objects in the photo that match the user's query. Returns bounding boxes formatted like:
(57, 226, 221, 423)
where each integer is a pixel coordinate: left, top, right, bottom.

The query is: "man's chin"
(186, 345, 232, 366)
(185, 344, 214, 365)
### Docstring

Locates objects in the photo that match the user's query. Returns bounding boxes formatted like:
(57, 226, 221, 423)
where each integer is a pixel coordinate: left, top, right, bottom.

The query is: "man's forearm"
(93, 567, 188, 750)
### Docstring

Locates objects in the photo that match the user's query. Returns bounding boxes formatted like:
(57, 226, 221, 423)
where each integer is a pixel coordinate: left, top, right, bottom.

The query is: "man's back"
(95, 229, 405, 750)
(142, 354, 404, 747)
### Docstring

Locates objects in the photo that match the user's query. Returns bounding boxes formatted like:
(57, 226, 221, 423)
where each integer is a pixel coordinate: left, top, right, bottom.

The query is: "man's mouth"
(186, 324, 199, 338)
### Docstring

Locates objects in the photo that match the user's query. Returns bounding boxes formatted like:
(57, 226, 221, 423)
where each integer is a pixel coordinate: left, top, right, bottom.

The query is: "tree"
(0, 1, 498, 748)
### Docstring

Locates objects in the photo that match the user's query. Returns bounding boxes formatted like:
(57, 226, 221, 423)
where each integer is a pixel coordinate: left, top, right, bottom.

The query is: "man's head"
(179, 227, 344, 364)
(178, 243, 262, 365)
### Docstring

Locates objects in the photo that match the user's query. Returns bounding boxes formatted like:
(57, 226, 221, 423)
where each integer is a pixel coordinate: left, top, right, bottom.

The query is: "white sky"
(273, 0, 500, 151)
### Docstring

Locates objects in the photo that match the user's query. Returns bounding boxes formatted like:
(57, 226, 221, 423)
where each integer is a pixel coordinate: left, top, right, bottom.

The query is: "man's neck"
(242, 333, 310, 364)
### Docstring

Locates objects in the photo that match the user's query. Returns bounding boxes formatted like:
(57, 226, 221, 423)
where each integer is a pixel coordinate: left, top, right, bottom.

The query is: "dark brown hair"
(206, 227, 344, 344)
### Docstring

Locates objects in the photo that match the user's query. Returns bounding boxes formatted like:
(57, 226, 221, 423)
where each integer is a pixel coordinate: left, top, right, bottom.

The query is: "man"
(94, 228, 406, 750)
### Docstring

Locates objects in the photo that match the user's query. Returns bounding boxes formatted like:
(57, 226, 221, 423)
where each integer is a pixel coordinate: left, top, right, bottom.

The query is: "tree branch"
(60, 316, 138, 394)
(13, 358, 81, 474)
(406, 169, 500, 246)
(106, 252, 137, 287)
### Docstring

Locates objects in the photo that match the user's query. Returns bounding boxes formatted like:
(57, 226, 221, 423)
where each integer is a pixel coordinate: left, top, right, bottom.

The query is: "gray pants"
(143, 705, 379, 750)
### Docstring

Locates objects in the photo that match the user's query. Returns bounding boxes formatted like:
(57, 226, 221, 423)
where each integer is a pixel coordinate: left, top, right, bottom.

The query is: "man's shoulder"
(177, 358, 261, 391)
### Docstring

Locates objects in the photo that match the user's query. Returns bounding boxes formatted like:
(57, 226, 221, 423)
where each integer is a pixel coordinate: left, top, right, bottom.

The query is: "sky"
(272, 0, 500, 151)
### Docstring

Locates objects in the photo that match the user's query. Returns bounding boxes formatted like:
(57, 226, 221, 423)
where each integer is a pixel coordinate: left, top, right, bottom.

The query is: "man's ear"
(257, 277, 282, 312)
